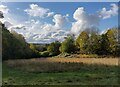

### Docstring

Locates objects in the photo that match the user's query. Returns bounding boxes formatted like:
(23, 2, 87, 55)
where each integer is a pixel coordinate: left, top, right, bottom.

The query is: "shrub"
(40, 51, 49, 57)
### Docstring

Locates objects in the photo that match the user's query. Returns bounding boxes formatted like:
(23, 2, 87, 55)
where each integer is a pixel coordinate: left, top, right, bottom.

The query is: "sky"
(0, 2, 118, 44)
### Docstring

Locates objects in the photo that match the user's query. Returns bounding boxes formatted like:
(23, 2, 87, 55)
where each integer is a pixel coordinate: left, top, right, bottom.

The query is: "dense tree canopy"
(106, 29, 118, 54)
(75, 31, 89, 54)
(2, 24, 34, 60)
(1, 6, 119, 60)
(60, 36, 76, 53)
(1, 14, 119, 60)
(47, 41, 61, 56)
(87, 32, 101, 54)
(75, 28, 119, 56)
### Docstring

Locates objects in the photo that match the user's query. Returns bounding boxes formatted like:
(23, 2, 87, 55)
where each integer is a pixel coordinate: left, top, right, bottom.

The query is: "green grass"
(2, 61, 119, 85)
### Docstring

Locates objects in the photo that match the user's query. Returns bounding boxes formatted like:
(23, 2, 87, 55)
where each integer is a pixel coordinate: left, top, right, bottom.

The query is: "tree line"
(48, 28, 119, 56)
(1, 12, 120, 60)
(29, 28, 120, 57)
(2, 23, 35, 60)
(2, 23, 120, 60)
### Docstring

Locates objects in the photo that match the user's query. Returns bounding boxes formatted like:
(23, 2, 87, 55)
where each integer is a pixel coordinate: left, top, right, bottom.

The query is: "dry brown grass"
(4, 57, 119, 73)
(33, 57, 119, 66)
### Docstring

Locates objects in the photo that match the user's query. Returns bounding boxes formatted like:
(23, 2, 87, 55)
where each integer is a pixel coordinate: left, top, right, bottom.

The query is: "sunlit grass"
(3, 57, 119, 85)
(3, 61, 119, 85)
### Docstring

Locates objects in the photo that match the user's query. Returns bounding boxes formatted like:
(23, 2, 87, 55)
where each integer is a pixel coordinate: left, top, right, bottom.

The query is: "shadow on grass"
(2, 59, 120, 85)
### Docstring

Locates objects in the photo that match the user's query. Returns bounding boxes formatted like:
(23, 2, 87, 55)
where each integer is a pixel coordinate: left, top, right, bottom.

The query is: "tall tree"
(2, 26, 33, 60)
(106, 28, 118, 55)
(88, 32, 101, 54)
(47, 41, 61, 56)
(60, 36, 76, 53)
(76, 31, 89, 54)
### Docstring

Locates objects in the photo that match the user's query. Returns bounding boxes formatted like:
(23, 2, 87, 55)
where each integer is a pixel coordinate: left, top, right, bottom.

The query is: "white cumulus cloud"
(71, 7, 100, 35)
(0, 4, 9, 14)
(47, 12, 54, 17)
(1, 3, 118, 44)
(71, 3, 118, 36)
(99, 3, 118, 19)
(53, 14, 69, 29)
(8, 14, 71, 43)
(24, 4, 50, 18)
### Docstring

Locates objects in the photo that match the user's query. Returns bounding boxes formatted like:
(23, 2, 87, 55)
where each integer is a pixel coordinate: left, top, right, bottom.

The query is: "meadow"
(1, 3, 120, 86)
(3, 57, 120, 85)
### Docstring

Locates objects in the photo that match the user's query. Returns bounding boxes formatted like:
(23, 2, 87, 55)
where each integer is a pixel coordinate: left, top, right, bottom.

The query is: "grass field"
(2, 57, 120, 85)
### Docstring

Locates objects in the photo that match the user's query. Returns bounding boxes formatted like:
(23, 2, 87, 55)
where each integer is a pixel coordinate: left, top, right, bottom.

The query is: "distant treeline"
(1, 11, 120, 60)
(1, 22, 120, 60)
(34, 28, 120, 55)
(0, 9, 120, 60)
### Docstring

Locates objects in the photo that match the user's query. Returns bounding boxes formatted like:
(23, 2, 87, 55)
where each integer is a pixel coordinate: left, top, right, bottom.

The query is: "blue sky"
(0, 2, 118, 43)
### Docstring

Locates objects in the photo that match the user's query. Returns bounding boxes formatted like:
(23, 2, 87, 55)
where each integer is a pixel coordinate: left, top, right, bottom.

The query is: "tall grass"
(4, 58, 118, 73)
(5, 59, 83, 73)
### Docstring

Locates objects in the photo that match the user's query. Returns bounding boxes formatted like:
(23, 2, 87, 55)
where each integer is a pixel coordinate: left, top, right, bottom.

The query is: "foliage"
(2, 24, 33, 60)
(47, 41, 61, 56)
(40, 51, 49, 57)
(2, 15, 119, 59)
(60, 36, 76, 53)
(106, 28, 118, 55)
(30, 44, 48, 52)
(57, 53, 71, 58)
(88, 32, 101, 54)
(75, 28, 119, 56)
(75, 31, 89, 54)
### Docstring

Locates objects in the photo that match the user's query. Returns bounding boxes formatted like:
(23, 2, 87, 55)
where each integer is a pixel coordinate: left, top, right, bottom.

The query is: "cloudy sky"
(0, 2, 118, 44)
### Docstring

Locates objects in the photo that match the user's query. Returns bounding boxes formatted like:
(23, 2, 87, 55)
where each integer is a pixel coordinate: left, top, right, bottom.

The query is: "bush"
(57, 53, 71, 58)
(30, 44, 48, 52)
(40, 51, 49, 57)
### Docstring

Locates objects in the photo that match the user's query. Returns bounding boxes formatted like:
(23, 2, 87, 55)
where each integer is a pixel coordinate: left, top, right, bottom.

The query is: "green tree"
(88, 32, 101, 54)
(60, 36, 76, 53)
(47, 41, 61, 56)
(76, 31, 89, 54)
(98, 34, 109, 55)
(106, 28, 118, 55)
(2, 26, 33, 60)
